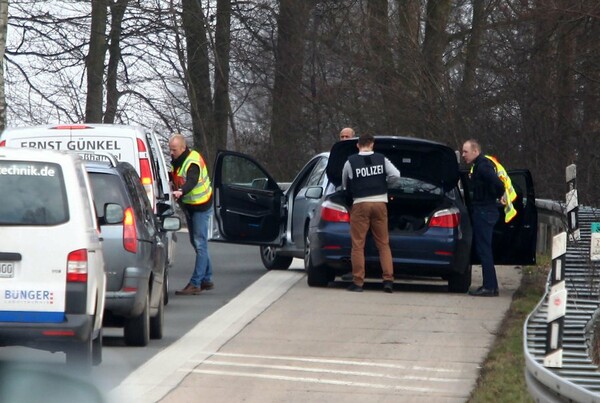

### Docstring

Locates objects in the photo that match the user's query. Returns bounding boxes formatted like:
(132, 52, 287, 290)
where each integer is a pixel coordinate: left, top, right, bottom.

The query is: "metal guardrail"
(525, 203, 600, 402)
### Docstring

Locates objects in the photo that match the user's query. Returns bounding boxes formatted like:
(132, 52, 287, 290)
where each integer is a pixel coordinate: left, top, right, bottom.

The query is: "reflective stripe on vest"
(175, 150, 212, 205)
(471, 155, 517, 223)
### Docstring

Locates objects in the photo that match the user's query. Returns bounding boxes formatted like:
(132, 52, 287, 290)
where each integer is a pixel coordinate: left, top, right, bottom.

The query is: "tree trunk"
(367, 0, 398, 132)
(420, 0, 451, 138)
(182, 0, 214, 163)
(104, 0, 128, 124)
(269, 0, 316, 180)
(85, 0, 108, 123)
(213, 0, 231, 152)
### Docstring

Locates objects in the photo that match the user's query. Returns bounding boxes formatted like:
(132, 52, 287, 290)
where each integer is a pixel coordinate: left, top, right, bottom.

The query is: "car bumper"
(310, 225, 470, 277)
(0, 313, 94, 349)
(104, 267, 150, 318)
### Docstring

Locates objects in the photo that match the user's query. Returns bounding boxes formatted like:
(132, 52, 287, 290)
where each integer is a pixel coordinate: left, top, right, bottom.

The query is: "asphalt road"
(0, 234, 267, 399)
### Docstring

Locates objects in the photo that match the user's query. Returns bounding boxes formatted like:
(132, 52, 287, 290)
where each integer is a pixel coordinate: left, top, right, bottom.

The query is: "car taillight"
(321, 201, 350, 223)
(137, 138, 155, 206)
(67, 249, 88, 283)
(428, 208, 460, 228)
(123, 206, 138, 253)
(0, 140, 5, 147)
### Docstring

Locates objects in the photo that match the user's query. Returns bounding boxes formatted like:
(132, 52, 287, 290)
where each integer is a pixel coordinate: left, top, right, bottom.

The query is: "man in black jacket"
(462, 139, 505, 297)
(342, 133, 400, 293)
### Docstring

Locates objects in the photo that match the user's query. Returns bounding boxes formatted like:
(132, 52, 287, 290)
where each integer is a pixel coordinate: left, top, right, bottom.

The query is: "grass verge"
(467, 256, 551, 403)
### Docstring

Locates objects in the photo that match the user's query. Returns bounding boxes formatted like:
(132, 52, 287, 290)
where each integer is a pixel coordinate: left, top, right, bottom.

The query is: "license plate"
(0, 262, 15, 278)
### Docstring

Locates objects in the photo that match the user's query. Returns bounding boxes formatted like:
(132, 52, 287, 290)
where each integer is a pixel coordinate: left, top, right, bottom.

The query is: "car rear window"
(0, 161, 69, 225)
(88, 172, 128, 221)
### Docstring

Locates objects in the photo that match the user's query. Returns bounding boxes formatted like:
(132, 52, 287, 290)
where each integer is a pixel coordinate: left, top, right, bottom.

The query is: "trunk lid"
(326, 136, 459, 192)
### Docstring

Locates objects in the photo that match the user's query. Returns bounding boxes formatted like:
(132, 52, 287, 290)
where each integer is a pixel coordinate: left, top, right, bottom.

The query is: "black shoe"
(468, 286, 499, 297)
(340, 272, 353, 281)
(347, 283, 363, 292)
(383, 281, 393, 293)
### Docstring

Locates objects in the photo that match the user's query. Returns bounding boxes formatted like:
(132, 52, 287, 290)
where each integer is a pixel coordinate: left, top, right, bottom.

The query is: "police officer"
(461, 139, 505, 297)
(342, 133, 400, 293)
(169, 133, 215, 295)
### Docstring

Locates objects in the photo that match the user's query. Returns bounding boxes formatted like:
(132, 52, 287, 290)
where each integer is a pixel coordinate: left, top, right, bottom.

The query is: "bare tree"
(0, 0, 8, 130)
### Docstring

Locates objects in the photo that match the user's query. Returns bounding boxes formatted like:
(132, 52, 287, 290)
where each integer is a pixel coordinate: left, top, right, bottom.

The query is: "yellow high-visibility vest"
(174, 150, 213, 205)
(471, 155, 517, 223)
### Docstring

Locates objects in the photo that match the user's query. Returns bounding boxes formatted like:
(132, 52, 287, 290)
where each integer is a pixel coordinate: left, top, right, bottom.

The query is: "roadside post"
(544, 164, 578, 368)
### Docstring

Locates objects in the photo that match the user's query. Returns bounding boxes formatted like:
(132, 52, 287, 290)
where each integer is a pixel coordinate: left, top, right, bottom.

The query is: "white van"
(0, 123, 177, 265)
(0, 147, 106, 366)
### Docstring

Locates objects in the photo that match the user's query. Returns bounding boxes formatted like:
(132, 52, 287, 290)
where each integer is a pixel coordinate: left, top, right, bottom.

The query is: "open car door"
(461, 169, 538, 266)
(210, 151, 285, 245)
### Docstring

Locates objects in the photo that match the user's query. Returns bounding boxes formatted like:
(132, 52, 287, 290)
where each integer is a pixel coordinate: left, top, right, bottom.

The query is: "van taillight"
(0, 140, 5, 147)
(123, 207, 138, 253)
(428, 208, 460, 228)
(136, 138, 154, 204)
(67, 249, 88, 283)
(320, 201, 350, 223)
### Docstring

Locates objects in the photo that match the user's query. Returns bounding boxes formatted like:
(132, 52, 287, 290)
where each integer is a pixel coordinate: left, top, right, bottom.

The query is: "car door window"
(124, 169, 157, 236)
(221, 155, 275, 191)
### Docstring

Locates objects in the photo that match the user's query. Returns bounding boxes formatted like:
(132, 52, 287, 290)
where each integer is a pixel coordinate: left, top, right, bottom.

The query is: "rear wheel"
(260, 246, 293, 270)
(448, 264, 472, 293)
(150, 290, 165, 340)
(92, 329, 103, 366)
(124, 292, 150, 346)
(66, 336, 93, 369)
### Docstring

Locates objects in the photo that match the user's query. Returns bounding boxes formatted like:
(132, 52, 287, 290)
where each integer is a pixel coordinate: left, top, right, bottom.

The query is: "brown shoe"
(201, 281, 214, 291)
(175, 283, 202, 295)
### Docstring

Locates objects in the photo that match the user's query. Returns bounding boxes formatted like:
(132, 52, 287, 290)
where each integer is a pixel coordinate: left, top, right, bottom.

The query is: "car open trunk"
(386, 191, 453, 232)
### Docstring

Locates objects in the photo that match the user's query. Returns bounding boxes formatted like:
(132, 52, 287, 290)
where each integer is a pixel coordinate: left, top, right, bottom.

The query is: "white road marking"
(195, 351, 462, 373)
(186, 368, 440, 393)
(200, 359, 463, 382)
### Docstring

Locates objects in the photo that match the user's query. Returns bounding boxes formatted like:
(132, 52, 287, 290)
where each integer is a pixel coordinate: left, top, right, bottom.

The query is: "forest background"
(0, 1, 598, 204)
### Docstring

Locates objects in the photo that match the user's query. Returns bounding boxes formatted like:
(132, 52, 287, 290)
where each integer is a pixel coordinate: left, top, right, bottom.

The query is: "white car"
(0, 147, 106, 367)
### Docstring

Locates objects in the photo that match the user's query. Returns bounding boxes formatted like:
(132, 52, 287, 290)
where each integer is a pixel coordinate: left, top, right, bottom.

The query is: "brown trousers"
(350, 202, 394, 286)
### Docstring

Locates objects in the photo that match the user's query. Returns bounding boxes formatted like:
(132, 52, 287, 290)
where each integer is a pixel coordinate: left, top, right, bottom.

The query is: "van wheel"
(448, 264, 472, 293)
(260, 246, 293, 270)
(124, 293, 150, 346)
(150, 290, 164, 340)
(92, 329, 103, 366)
(66, 337, 93, 369)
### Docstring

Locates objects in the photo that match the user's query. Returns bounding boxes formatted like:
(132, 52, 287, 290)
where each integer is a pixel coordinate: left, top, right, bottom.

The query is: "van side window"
(0, 161, 69, 225)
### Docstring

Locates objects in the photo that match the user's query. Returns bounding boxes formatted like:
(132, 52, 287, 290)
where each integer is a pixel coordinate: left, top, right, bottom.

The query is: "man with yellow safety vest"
(169, 133, 215, 296)
(461, 139, 507, 297)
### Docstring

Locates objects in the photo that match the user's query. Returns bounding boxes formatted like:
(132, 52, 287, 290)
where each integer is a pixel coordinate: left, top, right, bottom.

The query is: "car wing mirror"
(161, 216, 181, 232)
(305, 186, 323, 199)
(104, 203, 124, 224)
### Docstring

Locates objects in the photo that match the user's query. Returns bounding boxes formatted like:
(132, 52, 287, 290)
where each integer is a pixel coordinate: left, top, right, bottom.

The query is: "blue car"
(210, 136, 537, 293)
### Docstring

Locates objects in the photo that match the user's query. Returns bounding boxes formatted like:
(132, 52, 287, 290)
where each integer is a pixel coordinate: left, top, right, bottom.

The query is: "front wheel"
(448, 264, 472, 293)
(260, 246, 293, 270)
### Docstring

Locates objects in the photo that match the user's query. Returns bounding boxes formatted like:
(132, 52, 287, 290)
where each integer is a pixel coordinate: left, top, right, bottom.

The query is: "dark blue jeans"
(472, 205, 500, 290)
(184, 206, 213, 287)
